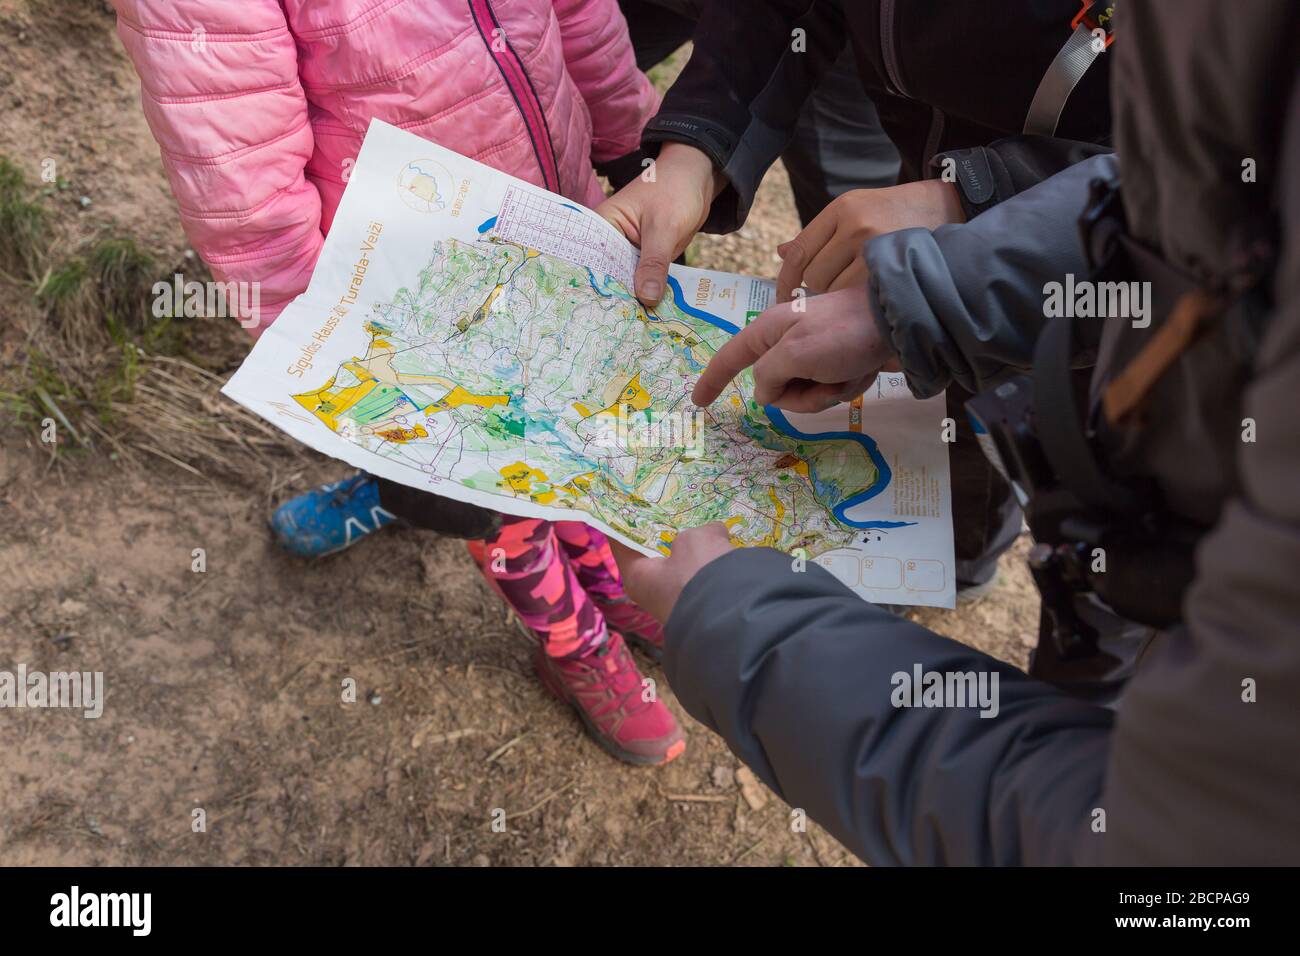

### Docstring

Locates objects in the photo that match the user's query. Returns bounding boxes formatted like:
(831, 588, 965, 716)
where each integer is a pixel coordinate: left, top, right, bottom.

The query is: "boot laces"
(570, 637, 650, 716)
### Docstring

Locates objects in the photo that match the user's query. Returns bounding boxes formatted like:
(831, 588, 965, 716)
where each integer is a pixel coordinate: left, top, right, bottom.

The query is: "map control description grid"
(495, 186, 637, 287)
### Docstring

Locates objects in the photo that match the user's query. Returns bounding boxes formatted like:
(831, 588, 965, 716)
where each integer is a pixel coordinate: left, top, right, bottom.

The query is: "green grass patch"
(1, 155, 195, 444)
(0, 157, 53, 282)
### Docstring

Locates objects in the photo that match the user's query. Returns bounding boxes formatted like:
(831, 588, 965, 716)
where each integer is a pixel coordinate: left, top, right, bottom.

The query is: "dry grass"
(109, 354, 309, 481)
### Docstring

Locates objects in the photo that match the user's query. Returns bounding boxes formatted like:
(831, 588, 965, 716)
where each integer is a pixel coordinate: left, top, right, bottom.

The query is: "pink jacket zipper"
(469, 0, 562, 193)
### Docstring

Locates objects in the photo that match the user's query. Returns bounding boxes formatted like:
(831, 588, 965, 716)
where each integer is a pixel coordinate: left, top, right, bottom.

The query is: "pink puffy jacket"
(111, 0, 657, 333)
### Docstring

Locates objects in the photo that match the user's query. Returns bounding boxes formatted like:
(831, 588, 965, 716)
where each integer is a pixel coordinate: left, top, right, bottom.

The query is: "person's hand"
(607, 523, 735, 624)
(692, 285, 900, 412)
(597, 143, 724, 307)
(775, 180, 965, 302)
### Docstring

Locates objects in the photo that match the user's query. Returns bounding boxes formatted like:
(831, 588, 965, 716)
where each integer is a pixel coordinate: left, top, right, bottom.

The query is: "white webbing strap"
(1023, 24, 1104, 136)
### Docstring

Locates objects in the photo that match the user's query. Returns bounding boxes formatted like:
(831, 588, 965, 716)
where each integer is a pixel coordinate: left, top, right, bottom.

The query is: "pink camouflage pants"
(468, 516, 625, 659)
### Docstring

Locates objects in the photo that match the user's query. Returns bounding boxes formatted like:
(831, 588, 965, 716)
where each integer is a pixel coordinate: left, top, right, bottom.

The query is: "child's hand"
(597, 143, 724, 307)
(608, 523, 735, 625)
(775, 180, 965, 303)
(692, 286, 900, 413)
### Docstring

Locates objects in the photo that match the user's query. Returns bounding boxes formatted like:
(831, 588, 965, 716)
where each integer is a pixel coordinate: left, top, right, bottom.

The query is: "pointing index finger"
(692, 307, 796, 406)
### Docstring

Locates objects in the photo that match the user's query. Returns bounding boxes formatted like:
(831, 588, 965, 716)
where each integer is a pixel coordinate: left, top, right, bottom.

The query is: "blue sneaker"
(270, 472, 398, 558)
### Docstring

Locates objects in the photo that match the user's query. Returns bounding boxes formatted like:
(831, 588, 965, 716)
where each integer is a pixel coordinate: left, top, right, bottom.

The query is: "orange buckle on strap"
(1072, 1, 1117, 48)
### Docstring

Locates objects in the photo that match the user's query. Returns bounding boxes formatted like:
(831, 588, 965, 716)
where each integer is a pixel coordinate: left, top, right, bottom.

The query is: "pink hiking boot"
(592, 596, 665, 661)
(535, 632, 686, 766)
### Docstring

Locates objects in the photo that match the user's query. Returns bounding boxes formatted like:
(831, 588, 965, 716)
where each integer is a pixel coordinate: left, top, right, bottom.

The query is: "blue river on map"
(584, 269, 913, 530)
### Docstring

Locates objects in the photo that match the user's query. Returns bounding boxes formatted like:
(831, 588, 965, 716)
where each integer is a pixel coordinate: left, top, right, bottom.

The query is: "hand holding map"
(222, 120, 956, 607)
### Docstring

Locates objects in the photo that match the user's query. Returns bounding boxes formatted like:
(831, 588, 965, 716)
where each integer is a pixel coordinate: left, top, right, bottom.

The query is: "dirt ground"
(0, 0, 1039, 866)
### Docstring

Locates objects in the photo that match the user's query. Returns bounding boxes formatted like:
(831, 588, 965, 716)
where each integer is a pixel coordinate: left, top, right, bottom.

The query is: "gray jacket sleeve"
(664, 548, 1114, 866)
(866, 153, 1117, 399)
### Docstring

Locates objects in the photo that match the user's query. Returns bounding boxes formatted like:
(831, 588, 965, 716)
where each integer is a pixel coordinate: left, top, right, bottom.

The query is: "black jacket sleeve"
(645, 1, 1117, 233)
(933, 136, 1113, 221)
(642, 0, 846, 233)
